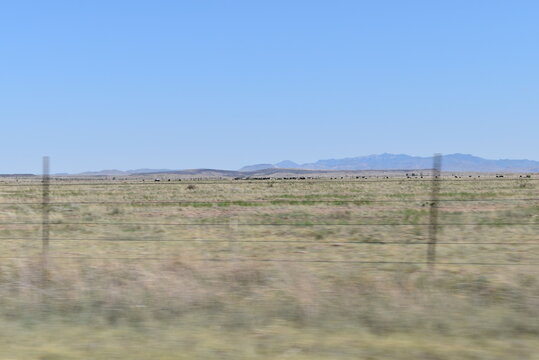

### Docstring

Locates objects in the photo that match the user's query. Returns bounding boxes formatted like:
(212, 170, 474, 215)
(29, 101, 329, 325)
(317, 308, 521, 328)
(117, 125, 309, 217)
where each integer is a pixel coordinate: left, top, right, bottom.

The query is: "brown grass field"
(0, 174, 538, 359)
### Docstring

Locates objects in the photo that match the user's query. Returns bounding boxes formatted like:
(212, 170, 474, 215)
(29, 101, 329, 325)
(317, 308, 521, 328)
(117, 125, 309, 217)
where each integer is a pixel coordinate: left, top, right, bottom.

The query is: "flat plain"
(0, 174, 538, 359)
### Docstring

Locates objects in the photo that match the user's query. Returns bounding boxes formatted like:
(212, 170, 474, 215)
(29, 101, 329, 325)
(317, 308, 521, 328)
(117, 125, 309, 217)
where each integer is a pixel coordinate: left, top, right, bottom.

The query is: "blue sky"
(1, 1, 538, 173)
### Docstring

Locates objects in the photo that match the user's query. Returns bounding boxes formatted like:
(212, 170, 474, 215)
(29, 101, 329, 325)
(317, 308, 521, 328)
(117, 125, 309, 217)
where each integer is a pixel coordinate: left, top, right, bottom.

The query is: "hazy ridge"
(240, 153, 539, 173)
(27, 153, 539, 176)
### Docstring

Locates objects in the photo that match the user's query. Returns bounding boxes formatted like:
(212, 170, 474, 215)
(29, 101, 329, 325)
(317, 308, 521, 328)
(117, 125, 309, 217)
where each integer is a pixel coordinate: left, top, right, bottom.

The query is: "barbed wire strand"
(0, 236, 539, 245)
(0, 255, 538, 266)
(0, 221, 538, 226)
(1, 198, 539, 205)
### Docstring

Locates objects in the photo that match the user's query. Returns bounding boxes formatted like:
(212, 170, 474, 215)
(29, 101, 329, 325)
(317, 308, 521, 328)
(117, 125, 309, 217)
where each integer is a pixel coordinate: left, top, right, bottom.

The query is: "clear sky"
(1, 1, 538, 173)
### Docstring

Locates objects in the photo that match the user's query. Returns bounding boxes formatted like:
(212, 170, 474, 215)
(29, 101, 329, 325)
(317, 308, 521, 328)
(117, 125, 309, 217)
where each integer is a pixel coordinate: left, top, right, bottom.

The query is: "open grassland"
(0, 175, 538, 359)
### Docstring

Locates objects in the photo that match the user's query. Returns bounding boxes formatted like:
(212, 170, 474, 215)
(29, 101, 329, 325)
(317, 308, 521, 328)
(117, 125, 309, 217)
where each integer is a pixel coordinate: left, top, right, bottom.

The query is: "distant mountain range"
(239, 154, 539, 173)
(38, 153, 539, 176)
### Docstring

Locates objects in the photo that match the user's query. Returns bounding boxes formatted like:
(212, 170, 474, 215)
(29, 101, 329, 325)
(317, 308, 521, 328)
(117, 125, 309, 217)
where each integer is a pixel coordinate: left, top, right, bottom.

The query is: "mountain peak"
(276, 160, 299, 168)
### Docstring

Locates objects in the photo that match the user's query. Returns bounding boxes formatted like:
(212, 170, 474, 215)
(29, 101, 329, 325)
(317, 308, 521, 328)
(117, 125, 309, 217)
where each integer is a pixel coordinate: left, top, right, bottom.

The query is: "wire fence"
(1, 156, 538, 271)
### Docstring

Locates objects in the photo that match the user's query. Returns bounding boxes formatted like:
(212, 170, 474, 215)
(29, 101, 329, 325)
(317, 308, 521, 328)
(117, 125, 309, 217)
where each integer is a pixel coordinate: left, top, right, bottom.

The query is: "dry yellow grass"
(0, 175, 538, 358)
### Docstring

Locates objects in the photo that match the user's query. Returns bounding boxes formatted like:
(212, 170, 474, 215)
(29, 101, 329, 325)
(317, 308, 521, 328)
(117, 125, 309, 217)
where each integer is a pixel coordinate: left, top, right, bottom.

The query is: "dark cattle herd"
(136, 174, 535, 182)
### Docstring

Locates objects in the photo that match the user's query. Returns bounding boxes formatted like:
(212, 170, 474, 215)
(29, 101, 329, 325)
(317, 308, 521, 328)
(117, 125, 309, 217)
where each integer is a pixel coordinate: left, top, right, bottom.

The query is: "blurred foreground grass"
(2, 320, 539, 360)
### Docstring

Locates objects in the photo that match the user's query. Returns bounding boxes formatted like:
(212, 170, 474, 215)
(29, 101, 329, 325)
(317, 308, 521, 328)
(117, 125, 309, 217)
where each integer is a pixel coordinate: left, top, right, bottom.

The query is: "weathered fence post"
(427, 154, 442, 269)
(42, 156, 50, 285)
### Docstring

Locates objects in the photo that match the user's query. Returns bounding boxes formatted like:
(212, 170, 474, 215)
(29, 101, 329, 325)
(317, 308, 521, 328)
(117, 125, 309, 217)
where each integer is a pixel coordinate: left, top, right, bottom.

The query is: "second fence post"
(427, 154, 442, 269)
(42, 156, 50, 285)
